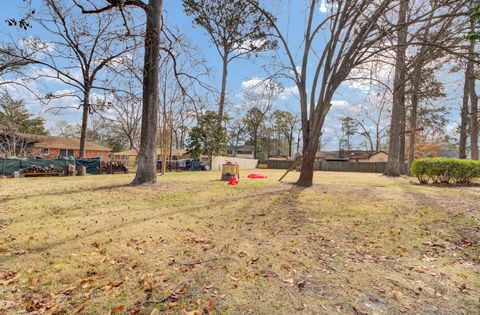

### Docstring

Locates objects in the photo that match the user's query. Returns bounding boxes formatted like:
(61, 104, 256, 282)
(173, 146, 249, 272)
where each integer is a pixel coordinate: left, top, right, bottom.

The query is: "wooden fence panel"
(267, 160, 387, 173)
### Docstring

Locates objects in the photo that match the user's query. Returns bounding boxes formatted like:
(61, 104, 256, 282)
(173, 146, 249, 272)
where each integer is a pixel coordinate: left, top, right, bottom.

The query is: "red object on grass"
(228, 176, 240, 185)
(247, 173, 268, 179)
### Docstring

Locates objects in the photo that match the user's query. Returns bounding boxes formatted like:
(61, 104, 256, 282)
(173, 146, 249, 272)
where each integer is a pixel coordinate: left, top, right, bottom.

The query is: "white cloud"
(233, 39, 266, 54)
(347, 59, 394, 92)
(330, 100, 350, 110)
(319, 1, 328, 13)
(241, 77, 298, 101)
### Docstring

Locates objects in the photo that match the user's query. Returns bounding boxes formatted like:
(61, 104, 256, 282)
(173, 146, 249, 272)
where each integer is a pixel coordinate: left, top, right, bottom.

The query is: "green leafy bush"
(411, 158, 480, 185)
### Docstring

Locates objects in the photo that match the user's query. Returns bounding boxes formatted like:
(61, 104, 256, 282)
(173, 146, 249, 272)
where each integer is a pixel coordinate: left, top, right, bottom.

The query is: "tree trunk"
(385, 0, 408, 177)
(169, 121, 174, 162)
(234, 133, 240, 157)
(160, 71, 168, 176)
(408, 64, 421, 168)
(219, 54, 228, 118)
(253, 127, 258, 159)
(160, 114, 168, 175)
(459, 66, 470, 159)
(79, 90, 90, 158)
(288, 134, 293, 158)
(296, 129, 301, 157)
(398, 107, 406, 174)
(296, 137, 318, 187)
(131, 0, 162, 185)
(467, 29, 478, 160)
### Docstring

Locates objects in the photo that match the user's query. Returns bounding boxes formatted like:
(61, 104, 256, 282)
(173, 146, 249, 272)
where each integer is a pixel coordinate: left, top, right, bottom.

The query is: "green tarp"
(0, 158, 75, 176)
(75, 158, 100, 174)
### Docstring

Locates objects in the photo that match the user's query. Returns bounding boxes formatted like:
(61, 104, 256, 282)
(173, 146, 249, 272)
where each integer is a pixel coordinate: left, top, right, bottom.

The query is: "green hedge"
(411, 158, 480, 184)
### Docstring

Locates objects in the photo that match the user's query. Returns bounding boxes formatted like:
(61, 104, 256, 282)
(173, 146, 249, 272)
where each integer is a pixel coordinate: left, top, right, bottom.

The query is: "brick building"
(31, 135, 111, 160)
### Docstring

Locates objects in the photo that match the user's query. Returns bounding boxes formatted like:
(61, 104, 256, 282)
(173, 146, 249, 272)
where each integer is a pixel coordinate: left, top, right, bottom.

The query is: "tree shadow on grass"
(0, 186, 295, 261)
(0, 182, 159, 203)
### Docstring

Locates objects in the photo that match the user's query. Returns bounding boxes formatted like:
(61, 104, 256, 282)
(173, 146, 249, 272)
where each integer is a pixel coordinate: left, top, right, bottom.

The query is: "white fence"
(211, 156, 258, 170)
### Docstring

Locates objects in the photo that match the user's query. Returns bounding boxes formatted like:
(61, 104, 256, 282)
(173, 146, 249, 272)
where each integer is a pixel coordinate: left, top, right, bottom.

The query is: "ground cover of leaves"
(0, 170, 479, 314)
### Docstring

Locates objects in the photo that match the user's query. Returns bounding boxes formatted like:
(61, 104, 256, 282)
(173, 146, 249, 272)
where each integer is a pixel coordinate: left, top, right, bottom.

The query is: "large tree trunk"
(408, 64, 421, 168)
(467, 31, 478, 160)
(296, 137, 318, 187)
(79, 90, 90, 158)
(385, 0, 408, 177)
(219, 54, 228, 118)
(459, 66, 470, 159)
(398, 107, 406, 173)
(131, 0, 162, 185)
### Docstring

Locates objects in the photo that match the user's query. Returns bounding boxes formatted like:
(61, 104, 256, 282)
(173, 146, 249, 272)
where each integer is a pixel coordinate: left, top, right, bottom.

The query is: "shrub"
(410, 158, 480, 185)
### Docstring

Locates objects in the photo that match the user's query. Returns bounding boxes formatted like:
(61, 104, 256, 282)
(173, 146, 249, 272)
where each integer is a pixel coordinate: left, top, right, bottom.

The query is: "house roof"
(316, 150, 388, 159)
(268, 155, 292, 161)
(315, 151, 340, 159)
(113, 148, 188, 157)
(226, 145, 255, 151)
(29, 134, 111, 151)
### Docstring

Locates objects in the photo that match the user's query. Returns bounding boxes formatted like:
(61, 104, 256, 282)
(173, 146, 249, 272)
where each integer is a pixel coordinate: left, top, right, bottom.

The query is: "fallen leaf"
(111, 305, 125, 313)
(204, 299, 215, 314)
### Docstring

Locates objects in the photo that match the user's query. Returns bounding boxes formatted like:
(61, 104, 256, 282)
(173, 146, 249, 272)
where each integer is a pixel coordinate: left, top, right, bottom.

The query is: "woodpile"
(20, 166, 63, 177)
(100, 161, 127, 174)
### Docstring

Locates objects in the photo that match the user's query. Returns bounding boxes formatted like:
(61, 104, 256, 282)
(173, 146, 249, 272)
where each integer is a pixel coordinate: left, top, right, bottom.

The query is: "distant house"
(315, 151, 344, 162)
(226, 145, 255, 159)
(346, 150, 388, 163)
(31, 135, 111, 160)
(113, 147, 189, 168)
(267, 155, 293, 161)
(0, 132, 111, 159)
(316, 150, 388, 163)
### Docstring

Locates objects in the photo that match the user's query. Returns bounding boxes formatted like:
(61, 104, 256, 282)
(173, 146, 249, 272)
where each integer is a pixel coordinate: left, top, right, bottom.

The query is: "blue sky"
(0, 0, 466, 150)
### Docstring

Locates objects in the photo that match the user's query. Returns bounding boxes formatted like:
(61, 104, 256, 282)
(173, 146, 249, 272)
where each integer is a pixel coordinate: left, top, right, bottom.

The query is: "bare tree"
(242, 80, 282, 159)
(467, 16, 479, 160)
(6, 0, 136, 158)
(77, 0, 163, 185)
(384, 0, 409, 176)
(183, 0, 276, 118)
(273, 109, 299, 158)
(99, 85, 142, 151)
(0, 128, 37, 158)
(459, 62, 470, 159)
(252, 0, 400, 186)
(351, 96, 390, 152)
(228, 118, 247, 157)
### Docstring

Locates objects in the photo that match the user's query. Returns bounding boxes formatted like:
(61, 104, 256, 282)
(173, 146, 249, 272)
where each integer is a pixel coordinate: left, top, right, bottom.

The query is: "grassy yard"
(0, 170, 479, 314)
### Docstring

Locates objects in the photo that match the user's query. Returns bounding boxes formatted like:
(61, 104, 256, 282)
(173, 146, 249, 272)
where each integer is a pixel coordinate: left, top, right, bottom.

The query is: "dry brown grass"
(0, 170, 479, 314)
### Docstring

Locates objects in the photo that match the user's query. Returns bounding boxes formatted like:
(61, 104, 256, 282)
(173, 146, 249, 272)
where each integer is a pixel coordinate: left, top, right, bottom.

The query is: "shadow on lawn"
(0, 186, 297, 261)
(0, 183, 145, 203)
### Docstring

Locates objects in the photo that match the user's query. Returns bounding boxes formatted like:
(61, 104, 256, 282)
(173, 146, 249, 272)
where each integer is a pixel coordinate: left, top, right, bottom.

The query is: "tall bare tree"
(273, 109, 299, 158)
(384, 0, 409, 176)
(183, 0, 276, 118)
(7, 0, 135, 158)
(242, 80, 282, 159)
(467, 16, 479, 160)
(252, 0, 398, 186)
(77, 0, 163, 185)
